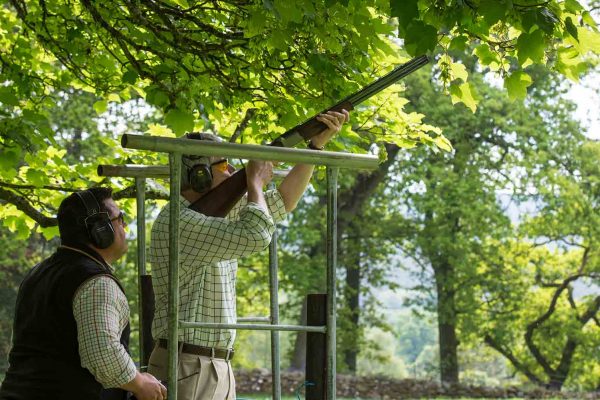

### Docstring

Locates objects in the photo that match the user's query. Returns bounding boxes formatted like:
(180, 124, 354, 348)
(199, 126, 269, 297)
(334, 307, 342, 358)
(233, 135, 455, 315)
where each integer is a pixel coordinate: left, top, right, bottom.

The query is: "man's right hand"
(121, 372, 167, 400)
(246, 160, 273, 189)
(246, 160, 273, 210)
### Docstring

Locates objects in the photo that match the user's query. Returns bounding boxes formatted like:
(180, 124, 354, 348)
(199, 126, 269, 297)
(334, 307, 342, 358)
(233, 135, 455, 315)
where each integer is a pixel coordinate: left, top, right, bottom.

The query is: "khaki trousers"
(147, 345, 235, 400)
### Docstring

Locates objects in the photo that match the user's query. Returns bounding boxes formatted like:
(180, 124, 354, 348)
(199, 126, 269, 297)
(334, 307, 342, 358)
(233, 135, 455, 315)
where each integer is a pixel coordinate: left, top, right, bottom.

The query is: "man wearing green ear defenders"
(148, 110, 349, 400)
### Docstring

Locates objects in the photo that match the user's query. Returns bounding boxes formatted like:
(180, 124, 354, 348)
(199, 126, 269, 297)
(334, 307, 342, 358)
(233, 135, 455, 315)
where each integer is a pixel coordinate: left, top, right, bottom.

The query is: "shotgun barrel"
(270, 55, 429, 148)
(189, 55, 429, 217)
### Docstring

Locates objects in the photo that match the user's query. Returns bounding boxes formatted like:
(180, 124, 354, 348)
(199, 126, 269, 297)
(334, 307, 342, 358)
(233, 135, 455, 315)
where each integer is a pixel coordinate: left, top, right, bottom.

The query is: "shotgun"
(189, 55, 429, 217)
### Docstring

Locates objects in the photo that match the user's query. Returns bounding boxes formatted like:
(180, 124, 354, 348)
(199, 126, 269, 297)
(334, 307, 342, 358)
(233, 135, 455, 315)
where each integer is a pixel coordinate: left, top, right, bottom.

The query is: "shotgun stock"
(189, 55, 429, 217)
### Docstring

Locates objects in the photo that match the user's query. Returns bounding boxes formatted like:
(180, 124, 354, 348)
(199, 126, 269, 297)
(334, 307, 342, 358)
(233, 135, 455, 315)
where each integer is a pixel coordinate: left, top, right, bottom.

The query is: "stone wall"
(235, 369, 600, 399)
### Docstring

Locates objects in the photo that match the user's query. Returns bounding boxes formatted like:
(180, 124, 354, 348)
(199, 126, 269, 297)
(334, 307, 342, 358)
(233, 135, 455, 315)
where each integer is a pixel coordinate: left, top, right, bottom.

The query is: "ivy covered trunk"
(343, 257, 361, 373)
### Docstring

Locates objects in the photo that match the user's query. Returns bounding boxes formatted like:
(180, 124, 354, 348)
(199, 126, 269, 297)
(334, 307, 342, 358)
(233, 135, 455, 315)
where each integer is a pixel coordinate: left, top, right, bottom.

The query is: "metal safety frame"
(100, 134, 378, 400)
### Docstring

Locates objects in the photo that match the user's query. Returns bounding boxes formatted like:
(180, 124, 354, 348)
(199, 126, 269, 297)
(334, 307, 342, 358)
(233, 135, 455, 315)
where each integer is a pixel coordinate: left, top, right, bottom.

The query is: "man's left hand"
(311, 109, 350, 149)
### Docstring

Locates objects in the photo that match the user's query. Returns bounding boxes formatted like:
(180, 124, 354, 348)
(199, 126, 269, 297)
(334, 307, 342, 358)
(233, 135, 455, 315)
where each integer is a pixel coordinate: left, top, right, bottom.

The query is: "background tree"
(476, 140, 600, 390)
(390, 61, 599, 386)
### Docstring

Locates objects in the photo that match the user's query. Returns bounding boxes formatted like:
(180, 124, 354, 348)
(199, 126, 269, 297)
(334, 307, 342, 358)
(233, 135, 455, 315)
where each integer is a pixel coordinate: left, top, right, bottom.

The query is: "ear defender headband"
(182, 132, 224, 193)
(75, 190, 115, 249)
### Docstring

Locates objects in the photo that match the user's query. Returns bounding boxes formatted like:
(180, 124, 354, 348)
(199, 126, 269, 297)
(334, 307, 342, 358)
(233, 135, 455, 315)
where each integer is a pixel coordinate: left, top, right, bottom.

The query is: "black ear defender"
(75, 190, 115, 249)
(182, 132, 223, 193)
(182, 157, 213, 193)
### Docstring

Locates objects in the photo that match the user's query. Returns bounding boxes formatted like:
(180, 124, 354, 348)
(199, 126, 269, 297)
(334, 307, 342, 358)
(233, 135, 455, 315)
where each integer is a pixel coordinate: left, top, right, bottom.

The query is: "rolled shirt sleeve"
(265, 188, 287, 224)
(227, 188, 287, 224)
(72, 275, 137, 389)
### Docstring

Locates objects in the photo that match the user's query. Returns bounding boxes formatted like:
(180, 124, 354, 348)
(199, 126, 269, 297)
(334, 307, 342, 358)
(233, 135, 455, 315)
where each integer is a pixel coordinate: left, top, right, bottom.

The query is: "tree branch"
(524, 273, 593, 378)
(0, 185, 169, 228)
(484, 334, 544, 385)
(0, 187, 57, 228)
(229, 108, 257, 143)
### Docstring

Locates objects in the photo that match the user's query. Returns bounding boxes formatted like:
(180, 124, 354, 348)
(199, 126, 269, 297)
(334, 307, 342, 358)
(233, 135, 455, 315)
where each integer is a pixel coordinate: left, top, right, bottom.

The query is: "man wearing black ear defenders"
(0, 187, 166, 400)
(147, 110, 349, 399)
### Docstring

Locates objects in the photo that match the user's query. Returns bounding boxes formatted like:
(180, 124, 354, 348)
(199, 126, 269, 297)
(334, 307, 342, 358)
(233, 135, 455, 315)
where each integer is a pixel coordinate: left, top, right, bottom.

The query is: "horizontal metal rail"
(98, 164, 170, 178)
(237, 317, 270, 323)
(98, 164, 290, 179)
(179, 321, 327, 333)
(121, 134, 379, 170)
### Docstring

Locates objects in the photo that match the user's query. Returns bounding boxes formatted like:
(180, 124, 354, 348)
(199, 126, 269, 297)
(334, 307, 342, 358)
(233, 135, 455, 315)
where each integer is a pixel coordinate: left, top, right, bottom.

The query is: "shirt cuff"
(103, 357, 138, 389)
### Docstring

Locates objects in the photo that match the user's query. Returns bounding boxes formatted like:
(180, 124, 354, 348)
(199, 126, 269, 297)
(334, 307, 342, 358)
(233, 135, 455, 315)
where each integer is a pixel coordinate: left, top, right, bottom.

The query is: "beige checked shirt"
(149, 190, 287, 349)
(73, 275, 137, 388)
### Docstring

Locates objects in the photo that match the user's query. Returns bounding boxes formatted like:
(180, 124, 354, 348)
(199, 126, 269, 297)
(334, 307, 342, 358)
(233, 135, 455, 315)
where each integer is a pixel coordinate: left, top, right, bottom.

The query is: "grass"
(237, 396, 565, 400)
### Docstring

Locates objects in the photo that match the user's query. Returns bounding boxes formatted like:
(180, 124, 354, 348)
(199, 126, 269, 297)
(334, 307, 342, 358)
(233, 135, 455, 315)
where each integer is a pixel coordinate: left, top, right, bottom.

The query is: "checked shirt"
(149, 190, 287, 349)
(73, 275, 137, 388)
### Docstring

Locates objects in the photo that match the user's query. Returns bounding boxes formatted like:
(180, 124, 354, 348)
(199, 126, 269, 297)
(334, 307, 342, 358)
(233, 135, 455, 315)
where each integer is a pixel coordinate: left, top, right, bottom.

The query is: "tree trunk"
(435, 263, 459, 384)
(288, 299, 307, 371)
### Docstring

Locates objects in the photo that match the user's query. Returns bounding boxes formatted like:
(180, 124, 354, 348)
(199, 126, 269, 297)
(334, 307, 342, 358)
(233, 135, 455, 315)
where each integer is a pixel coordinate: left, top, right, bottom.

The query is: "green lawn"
(238, 397, 563, 400)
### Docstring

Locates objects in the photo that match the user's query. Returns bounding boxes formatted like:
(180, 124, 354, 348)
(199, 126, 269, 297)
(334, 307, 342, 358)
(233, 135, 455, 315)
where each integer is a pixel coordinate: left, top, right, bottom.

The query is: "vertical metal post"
(306, 294, 327, 400)
(135, 177, 147, 369)
(167, 153, 181, 400)
(268, 181, 281, 399)
(326, 167, 338, 400)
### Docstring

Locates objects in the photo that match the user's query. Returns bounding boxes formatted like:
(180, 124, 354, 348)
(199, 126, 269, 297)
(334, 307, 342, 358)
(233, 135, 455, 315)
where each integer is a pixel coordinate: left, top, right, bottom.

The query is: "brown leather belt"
(157, 339, 234, 361)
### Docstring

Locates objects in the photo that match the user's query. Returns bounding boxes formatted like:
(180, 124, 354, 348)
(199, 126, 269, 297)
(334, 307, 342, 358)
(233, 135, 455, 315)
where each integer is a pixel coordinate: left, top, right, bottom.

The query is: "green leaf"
(474, 43, 498, 65)
(274, 0, 303, 23)
(146, 123, 176, 137)
(537, 8, 559, 33)
(449, 82, 477, 112)
(93, 100, 108, 115)
(404, 21, 438, 56)
(581, 12, 597, 29)
(564, 0, 584, 13)
(521, 8, 557, 34)
(164, 108, 194, 135)
(22, 110, 48, 125)
(391, 0, 419, 36)
(517, 30, 546, 65)
(146, 88, 170, 108)
(433, 135, 453, 152)
(480, 0, 507, 26)
(245, 11, 268, 37)
(577, 29, 600, 54)
(564, 17, 579, 41)
(122, 70, 138, 84)
(450, 62, 468, 82)
(504, 71, 533, 101)
(307, 54, 335, 74)
(40, 225, 60, 241)
(449, 35, 468, 52)
(0, 148, 21, 171)
(26, 168, 49, 186)
(0, 87, 19, 106)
